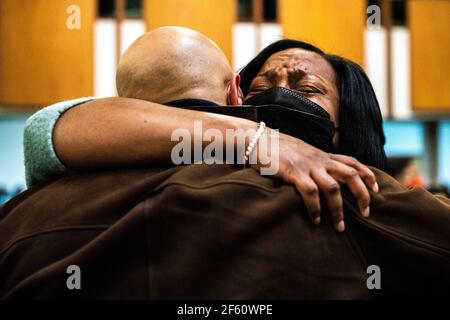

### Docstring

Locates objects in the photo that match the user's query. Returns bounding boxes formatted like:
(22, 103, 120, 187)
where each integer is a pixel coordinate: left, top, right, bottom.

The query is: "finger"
(330, 154, 378, 192)
(311, 170, 345, 232)
(327, 160, 370, 218)
(292, 174, 322, 226)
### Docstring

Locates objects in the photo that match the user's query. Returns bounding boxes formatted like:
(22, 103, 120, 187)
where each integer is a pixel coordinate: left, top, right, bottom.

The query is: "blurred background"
(0, 0, 449, 203)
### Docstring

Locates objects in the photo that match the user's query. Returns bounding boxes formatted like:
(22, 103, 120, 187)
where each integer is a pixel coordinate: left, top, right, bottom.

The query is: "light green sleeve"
(23, 97, 96, 187)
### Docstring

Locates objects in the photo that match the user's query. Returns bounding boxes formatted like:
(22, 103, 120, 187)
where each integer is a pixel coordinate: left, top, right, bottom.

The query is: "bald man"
(24, 27, 378, 231)
(24, 26, 246, 187)
(116, 27, 242, 106)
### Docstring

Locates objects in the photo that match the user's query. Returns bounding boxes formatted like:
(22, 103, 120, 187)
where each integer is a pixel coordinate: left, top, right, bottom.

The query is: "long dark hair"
(239, 39, 387, 170)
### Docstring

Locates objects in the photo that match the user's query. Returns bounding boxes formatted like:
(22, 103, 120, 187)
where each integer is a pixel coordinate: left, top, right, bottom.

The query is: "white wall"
(94, 19, 145, 97)
(232, 22, 282, 71)
(94, 19, 117, 97)
(364, 27, 412, 118)
(391, 27, 411, 119)
(364, 28, 388, 116)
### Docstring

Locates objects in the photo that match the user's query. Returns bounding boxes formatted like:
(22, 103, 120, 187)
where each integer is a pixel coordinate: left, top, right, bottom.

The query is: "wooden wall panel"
(409, 0, 450, 111)
(279, 0, 365, 66)
(143, 0, 235, 64)
(0, 0, 94, 107)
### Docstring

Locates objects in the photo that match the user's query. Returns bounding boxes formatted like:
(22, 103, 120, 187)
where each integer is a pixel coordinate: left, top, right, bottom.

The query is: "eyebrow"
(256, 69, 328, 89)
(257, 69, 307, 79)
(257, 68, 311, 81)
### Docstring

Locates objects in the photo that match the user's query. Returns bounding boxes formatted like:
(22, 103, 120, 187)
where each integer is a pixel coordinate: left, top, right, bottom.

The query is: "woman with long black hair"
(239, 39, 386, 170)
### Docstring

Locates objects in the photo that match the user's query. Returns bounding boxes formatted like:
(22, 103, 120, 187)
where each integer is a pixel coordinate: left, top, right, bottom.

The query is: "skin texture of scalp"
(116, 26, 234, 105)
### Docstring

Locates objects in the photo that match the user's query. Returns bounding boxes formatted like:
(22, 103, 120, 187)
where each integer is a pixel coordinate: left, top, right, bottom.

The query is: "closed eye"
(247, 85, 271, 97)
(251, 85, 270, 92)
(294, 85, 322, 95)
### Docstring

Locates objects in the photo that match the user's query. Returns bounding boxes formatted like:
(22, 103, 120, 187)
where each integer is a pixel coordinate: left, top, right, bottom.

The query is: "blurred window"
(367, 0, 406, 26)
(98, 0, 142, 19)
(438, 121, 450, 188)
(383, 121, 424, 156)
(126, 0, 142, 19)
(392, 0, 406, 26)
(98, 0, 115, 18)
(263, 0, 277, 22)
(238, 0, 253, 21)
(238, 0, 278, 22)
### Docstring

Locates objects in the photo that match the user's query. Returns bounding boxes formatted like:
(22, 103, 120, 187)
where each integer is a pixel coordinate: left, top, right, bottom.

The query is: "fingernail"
(313, 217, 321, 225)
(336, 221, 345, 232)
(362, 206, 370, 218)
(373, 182, 379, 193)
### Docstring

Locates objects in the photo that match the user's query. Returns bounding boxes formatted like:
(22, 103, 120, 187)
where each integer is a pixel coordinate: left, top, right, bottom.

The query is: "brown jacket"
(0, 164, 449, 299)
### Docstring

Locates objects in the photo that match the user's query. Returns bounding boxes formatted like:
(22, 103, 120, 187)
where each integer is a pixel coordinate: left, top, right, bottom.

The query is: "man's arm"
(50, 97, 377, 231)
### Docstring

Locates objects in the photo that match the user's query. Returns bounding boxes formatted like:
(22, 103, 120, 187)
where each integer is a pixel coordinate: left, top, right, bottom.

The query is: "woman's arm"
(51, 97, 377, 232)
(53, 97, 254, 169)
(23, 97, 96, 187)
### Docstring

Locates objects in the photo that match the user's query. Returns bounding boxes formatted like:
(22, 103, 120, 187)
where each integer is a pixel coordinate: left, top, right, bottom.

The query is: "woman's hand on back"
(254, 129, 378, 232)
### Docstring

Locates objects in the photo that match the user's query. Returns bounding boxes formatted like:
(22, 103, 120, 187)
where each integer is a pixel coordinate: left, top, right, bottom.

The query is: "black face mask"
(165, 98, 219, 108)
(243, 87, 336, 152)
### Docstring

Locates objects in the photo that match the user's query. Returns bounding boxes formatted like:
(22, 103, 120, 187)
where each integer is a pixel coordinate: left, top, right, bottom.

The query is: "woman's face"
(246, 48, 340, 127)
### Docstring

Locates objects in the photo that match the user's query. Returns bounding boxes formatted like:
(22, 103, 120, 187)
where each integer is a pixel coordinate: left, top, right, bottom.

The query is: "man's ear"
(228, 74, 243, 106)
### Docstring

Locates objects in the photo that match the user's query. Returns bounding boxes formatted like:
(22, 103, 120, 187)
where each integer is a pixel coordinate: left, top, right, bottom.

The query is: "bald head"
(116, 27, 234, 105)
